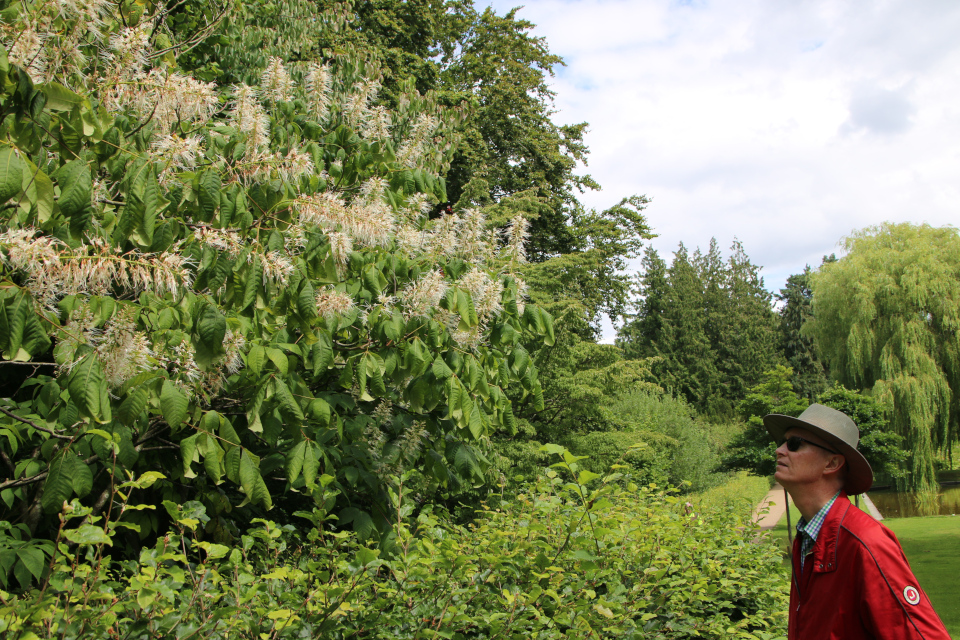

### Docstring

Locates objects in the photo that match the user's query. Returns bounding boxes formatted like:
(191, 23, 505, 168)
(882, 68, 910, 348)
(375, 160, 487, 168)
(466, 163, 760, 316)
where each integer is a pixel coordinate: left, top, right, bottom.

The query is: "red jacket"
(788, 494, 950, 639)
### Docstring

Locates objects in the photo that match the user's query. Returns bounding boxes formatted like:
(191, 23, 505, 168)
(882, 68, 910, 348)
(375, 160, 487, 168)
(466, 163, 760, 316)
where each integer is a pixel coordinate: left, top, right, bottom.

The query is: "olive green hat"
(763, 403, 873, 495)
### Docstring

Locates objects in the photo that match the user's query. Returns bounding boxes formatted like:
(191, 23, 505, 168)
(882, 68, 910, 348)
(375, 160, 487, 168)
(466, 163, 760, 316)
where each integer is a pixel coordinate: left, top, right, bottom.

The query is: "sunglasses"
(779, 435, 840, 455)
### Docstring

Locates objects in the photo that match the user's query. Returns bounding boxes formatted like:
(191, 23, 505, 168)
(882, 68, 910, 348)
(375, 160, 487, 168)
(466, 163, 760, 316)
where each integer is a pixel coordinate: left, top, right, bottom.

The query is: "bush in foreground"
(0, 450, 789, 639)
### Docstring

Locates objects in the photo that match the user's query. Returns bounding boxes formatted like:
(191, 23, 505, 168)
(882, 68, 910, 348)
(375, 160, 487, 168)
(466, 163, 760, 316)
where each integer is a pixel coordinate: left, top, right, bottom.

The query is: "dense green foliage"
(809, 222, 960, 492)
(0, 0, 557, 552)
(723, 367, 906, 482)
(618, 239, 781, 418)
(722, 366, 809, 477)
(175, 0, 598, 257)
(0, 456, 790, 639)
(815, 385, 906, 483)
(693, 470, 771, 514)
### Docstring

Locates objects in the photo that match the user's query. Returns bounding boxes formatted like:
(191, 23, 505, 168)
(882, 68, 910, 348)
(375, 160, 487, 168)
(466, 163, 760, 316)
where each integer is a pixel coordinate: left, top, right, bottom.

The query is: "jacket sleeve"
(856, 529, 951, 640)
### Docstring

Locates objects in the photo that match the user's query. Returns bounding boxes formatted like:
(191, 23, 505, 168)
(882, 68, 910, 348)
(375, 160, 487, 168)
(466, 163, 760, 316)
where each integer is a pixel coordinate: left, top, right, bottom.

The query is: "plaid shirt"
(796, 491, 840, 572)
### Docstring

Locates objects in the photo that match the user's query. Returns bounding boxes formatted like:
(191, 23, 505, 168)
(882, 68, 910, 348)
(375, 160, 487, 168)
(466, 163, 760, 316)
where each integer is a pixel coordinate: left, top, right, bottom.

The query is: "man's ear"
(823, 454, 846, 476)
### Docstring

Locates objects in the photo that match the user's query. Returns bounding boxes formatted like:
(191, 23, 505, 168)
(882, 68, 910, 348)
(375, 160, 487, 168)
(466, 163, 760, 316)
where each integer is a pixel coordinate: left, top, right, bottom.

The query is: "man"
(764, 403, 950, 639)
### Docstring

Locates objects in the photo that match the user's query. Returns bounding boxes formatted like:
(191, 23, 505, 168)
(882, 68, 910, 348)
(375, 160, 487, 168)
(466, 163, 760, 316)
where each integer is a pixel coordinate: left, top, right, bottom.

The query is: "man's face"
(774, 427, 843, 489)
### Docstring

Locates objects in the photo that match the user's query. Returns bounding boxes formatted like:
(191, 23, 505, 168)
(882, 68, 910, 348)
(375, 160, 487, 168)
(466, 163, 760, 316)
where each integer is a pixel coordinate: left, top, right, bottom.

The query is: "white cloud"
(483, 0, 960, 339)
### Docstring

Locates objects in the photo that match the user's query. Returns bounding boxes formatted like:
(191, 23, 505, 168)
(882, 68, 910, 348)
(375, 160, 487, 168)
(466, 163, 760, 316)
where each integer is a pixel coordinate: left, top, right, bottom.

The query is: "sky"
(483, 0, 960, 340)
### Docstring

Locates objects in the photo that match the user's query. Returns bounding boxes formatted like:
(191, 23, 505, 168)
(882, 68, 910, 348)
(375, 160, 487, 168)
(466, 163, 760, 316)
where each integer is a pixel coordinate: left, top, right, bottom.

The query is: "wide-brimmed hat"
(763, 403, 873, 495)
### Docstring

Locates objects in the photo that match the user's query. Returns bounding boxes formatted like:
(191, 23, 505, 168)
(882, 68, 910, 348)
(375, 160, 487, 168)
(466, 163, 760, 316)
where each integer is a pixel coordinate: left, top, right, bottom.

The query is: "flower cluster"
(221, 328, 246, 375)
(0, 229, 192, 303)
(229, 84, 270, 151)
(6, 26, 46, 82)
(193, 228, 244, 256)
(343, 79, 381, 128)
(397, 114, 439, 168)
(296, 188, 395, 249)
(305, 62, 333, 121)
(260, 251, 294, 287)
(94, 307, 154, 387)
(398, 270, 447, 319)
(457, 268, 504, 322)
(106, 69, 219, 133)
(152, 134, 204, 171)
(502, 215, 531, 264)
(261, 57, 293, 103)
(315, 286, 356, 320)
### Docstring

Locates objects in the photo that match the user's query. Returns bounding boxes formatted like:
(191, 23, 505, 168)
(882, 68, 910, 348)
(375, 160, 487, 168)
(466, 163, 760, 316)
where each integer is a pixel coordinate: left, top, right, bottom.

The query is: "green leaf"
(137, 172, 160, 243)
(67, 347, 106, 421)
(200, 433, 224, 483)
(303, 441, 320, 488)
(307, 397, 331, 426)
(219, 417, 241, 446)
(266, 347, 288, 375)
(272, 378, 304, 422)
(239, 449, 272, 509)
(41, 451, 75, 513)
(70, 453, 93, 497)
(118, 384, 150, 424)
(197, 171, 221, 221)
(0, 146, 23, 204)
(297, 281, 317, 319)
(540, 307, 555, 346)
(363, 352, 386, 397)
(286, 440, 306, 484)
(180, 433, 200, 479)
(340, 507, 375, 540)
(160, 379, 189, 428)
(432, 356, 453, 381)
(241, 258, 260, 310)
(312, 332, 333, 374)
(40, 82, 83, 111)
(2, 292, 30, 357)
(55, 158, 92, 226)
(16, 548, 44, 581)
(63, 523, 112, 546)
(195, 304, 226, 352)
(246, 344, 265, 376)
(454, 443, 482, 481)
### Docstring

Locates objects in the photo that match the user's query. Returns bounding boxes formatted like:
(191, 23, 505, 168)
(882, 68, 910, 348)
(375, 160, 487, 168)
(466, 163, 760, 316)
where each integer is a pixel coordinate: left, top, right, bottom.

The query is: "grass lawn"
(886, 516, 960, 638)
(770, 501, 960, 638)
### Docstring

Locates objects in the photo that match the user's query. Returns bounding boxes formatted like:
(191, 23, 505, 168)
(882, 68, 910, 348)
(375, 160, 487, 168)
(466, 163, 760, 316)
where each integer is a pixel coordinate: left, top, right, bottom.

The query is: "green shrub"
(562, 429, 676, 487)
(694, 471, 772, 513)
(566, 391, 726, 492)
(0, 457, 789, 639)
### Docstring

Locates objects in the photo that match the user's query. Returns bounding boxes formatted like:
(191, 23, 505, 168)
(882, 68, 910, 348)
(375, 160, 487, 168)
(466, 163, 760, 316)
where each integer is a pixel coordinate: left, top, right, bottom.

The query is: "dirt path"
(753, 483, 790, 530)
(752, 483, 884, 530)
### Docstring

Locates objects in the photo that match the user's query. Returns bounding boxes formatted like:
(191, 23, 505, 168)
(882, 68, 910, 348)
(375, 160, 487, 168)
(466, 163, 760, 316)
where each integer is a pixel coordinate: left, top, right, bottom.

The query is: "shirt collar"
(797, 491, 840, 543)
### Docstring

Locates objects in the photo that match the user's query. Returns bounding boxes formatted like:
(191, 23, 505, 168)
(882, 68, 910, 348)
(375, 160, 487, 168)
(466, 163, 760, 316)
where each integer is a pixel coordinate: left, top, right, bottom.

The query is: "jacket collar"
(809, 492, 849, 573)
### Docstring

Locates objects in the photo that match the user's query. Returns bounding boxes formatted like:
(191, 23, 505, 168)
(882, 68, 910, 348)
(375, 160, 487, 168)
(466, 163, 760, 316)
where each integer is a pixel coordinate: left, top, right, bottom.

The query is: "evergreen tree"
(776, 265, 827, 400)
(717, 239, 781, 407)
(654, 245, 718, 408)
(617, 246, 669, 360)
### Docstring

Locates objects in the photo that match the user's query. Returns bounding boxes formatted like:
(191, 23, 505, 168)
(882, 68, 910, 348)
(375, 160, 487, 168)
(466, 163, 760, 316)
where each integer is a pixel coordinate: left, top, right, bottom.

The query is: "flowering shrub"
(0, 456, 789, 639)
(0, 0, 551, 553)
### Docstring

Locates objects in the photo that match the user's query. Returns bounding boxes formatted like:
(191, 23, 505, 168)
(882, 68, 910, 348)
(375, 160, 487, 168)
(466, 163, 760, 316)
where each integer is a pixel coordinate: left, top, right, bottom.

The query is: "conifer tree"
(776, 266, 827, 400)
(617, 246, 669, 360)
(653, 245, 718, 407)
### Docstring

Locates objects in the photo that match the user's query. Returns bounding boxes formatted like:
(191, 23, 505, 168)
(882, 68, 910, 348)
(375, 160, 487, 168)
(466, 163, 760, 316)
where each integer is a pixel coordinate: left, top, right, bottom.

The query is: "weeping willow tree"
(808, 222, 960, 493)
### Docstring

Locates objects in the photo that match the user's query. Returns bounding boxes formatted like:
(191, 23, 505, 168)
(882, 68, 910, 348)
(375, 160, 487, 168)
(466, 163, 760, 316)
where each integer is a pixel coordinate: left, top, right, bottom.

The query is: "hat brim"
(763, 413, 874, 495)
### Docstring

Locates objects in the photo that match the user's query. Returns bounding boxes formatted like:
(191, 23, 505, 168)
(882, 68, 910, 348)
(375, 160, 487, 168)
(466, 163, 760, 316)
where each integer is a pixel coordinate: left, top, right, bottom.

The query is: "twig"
(0, 406, 72, 440)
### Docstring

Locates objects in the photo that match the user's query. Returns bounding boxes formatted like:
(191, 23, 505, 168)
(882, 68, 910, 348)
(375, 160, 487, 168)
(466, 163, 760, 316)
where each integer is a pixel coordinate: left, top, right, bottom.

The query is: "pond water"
(868, 485, 960, 518)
